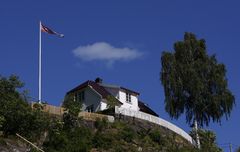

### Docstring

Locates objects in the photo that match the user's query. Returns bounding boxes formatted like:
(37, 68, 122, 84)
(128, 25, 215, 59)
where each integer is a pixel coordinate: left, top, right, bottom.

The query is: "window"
(78, 91, 85, 102)
(86, 105, 94, 112)
(126, 93, 131, 103)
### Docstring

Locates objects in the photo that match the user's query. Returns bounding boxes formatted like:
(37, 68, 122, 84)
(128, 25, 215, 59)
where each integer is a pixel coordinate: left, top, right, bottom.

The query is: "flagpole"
(39, 21, 42, 103)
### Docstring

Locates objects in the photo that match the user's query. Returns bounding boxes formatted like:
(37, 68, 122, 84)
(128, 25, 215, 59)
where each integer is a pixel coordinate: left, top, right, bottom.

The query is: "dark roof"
(67, 80, 122, 105)
(67, 80, 111, 98)
(138, 101, 159, 117)
(120, 87, 140, 95)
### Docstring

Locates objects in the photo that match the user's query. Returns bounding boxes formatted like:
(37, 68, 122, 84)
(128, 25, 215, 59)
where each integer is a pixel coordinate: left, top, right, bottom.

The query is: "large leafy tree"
(160, 32, 235, 127)
(0, 75, 49, 139)
(0, 75, 29, 135)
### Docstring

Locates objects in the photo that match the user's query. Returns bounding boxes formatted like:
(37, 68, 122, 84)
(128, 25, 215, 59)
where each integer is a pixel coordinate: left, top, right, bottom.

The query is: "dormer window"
(126, 93, 131, 103)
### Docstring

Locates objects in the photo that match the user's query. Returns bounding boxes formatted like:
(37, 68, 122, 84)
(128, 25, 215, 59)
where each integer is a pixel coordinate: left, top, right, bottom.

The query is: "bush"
(44, 118, 93, 152)
(120, 126, 135, 142)
(94, 117, 108, 131)
(149, 129, 162, 143)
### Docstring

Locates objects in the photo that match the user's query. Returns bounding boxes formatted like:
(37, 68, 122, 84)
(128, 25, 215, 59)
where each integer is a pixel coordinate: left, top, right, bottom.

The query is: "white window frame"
(126, 93, 131, 103)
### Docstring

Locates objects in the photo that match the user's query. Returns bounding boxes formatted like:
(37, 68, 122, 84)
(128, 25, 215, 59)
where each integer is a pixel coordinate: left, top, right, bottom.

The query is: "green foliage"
(94, 117, 108, 131)
(61, 93, 83, 130)
(160, 32, 235, 127)
(62, 93, 82, 116)
(28, 107, 50, 140)
(44, 119, 93, 152)
(0, 75, 29, 135)
(62, 112, 81, 130)
(0, 116, 5, 131)
(0, 74, 222, 152)
(190, 129, 222, 152)
(120, 126, 135, 142)
(149, 129, 162, 143)
(106, 95, 120, 108)
(92, 131, 114, 150)
(0, 75, 49, 140)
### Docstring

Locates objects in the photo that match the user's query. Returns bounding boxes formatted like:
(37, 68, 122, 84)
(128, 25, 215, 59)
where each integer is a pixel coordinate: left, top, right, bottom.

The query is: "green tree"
(106, 95, 120, 108)
(62, 93, 82, 116)
(62, 93, 83, 130)
(0, 75, 30, 136)
(0, 75, 49, 140)
(160, 32, 235, 127)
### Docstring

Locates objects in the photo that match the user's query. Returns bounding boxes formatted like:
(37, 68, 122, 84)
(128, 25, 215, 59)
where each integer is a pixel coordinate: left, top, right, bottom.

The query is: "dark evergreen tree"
(160, 32, 235, 127)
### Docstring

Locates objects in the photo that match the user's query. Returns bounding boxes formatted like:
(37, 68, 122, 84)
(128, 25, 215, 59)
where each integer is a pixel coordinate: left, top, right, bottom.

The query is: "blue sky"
(1, 0, 240, 150)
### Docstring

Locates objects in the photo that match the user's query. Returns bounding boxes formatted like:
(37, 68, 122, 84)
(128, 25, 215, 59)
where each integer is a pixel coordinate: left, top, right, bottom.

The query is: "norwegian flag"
(41, 23, 64, 38)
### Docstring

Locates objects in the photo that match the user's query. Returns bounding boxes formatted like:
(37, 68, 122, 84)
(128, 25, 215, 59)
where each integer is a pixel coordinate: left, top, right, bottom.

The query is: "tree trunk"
(194, 120, 201, 149)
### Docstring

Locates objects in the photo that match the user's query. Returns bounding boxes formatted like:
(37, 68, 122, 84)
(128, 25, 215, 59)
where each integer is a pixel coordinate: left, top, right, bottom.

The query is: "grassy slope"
(1, 115, 196, 152)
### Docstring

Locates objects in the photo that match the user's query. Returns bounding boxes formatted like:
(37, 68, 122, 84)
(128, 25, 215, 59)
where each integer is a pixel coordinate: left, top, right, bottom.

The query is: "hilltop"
(0, 75, 222, 152)
(0, 113, 196, 152)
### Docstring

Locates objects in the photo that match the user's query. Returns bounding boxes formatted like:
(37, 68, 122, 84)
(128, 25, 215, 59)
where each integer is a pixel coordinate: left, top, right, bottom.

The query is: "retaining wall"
(115, 106, 194, 144)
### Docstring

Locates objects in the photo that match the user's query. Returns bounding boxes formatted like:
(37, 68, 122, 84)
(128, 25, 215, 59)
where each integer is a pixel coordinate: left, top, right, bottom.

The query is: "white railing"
(115, 106, 194, 144)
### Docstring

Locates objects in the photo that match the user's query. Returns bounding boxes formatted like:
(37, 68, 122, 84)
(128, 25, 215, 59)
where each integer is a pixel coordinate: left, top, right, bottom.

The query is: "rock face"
(0, 138, 29, 152)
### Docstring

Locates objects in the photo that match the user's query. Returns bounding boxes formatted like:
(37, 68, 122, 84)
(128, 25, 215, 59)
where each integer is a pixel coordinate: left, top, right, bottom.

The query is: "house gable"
(67, 80, 111, 99)
(66, 78, 158, 117)
(66, 80, 122, 111)
(99, 83, 139, 111)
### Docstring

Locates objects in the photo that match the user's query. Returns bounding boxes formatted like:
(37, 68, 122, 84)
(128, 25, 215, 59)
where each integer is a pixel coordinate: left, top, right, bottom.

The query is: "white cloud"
(72, 42, 143, 64)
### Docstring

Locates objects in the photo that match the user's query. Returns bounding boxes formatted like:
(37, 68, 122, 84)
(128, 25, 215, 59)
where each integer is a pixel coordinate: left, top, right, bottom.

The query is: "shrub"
(120, 126, 135, 142)
(149, 129, 162, 143)
(94, 117, 108, 131)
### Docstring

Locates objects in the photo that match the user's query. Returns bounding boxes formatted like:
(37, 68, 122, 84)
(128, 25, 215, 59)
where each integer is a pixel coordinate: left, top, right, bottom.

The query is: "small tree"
(62, 93, 82, 116)
(106, 95, 120, 109)
(62, 93, 83, 129)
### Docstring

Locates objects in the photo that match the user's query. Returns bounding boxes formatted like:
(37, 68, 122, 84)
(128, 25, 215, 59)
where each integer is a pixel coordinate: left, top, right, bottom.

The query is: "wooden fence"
(31, 102, 114, 122)
(78, 112, 114, 122)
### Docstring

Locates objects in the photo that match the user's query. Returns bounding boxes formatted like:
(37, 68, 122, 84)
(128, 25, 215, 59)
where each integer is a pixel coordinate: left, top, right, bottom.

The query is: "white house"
(65, 78, 195, 144)
(66, 78, 159, 117)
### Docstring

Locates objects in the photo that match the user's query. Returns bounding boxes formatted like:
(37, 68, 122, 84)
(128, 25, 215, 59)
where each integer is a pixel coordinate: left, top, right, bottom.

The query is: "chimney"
(95, 77, 103, 84)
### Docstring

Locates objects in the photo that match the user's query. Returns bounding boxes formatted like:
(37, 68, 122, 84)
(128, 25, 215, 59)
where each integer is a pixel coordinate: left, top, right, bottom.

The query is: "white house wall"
(100, 102, 107, 111)
(119, 90, 139, 111)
